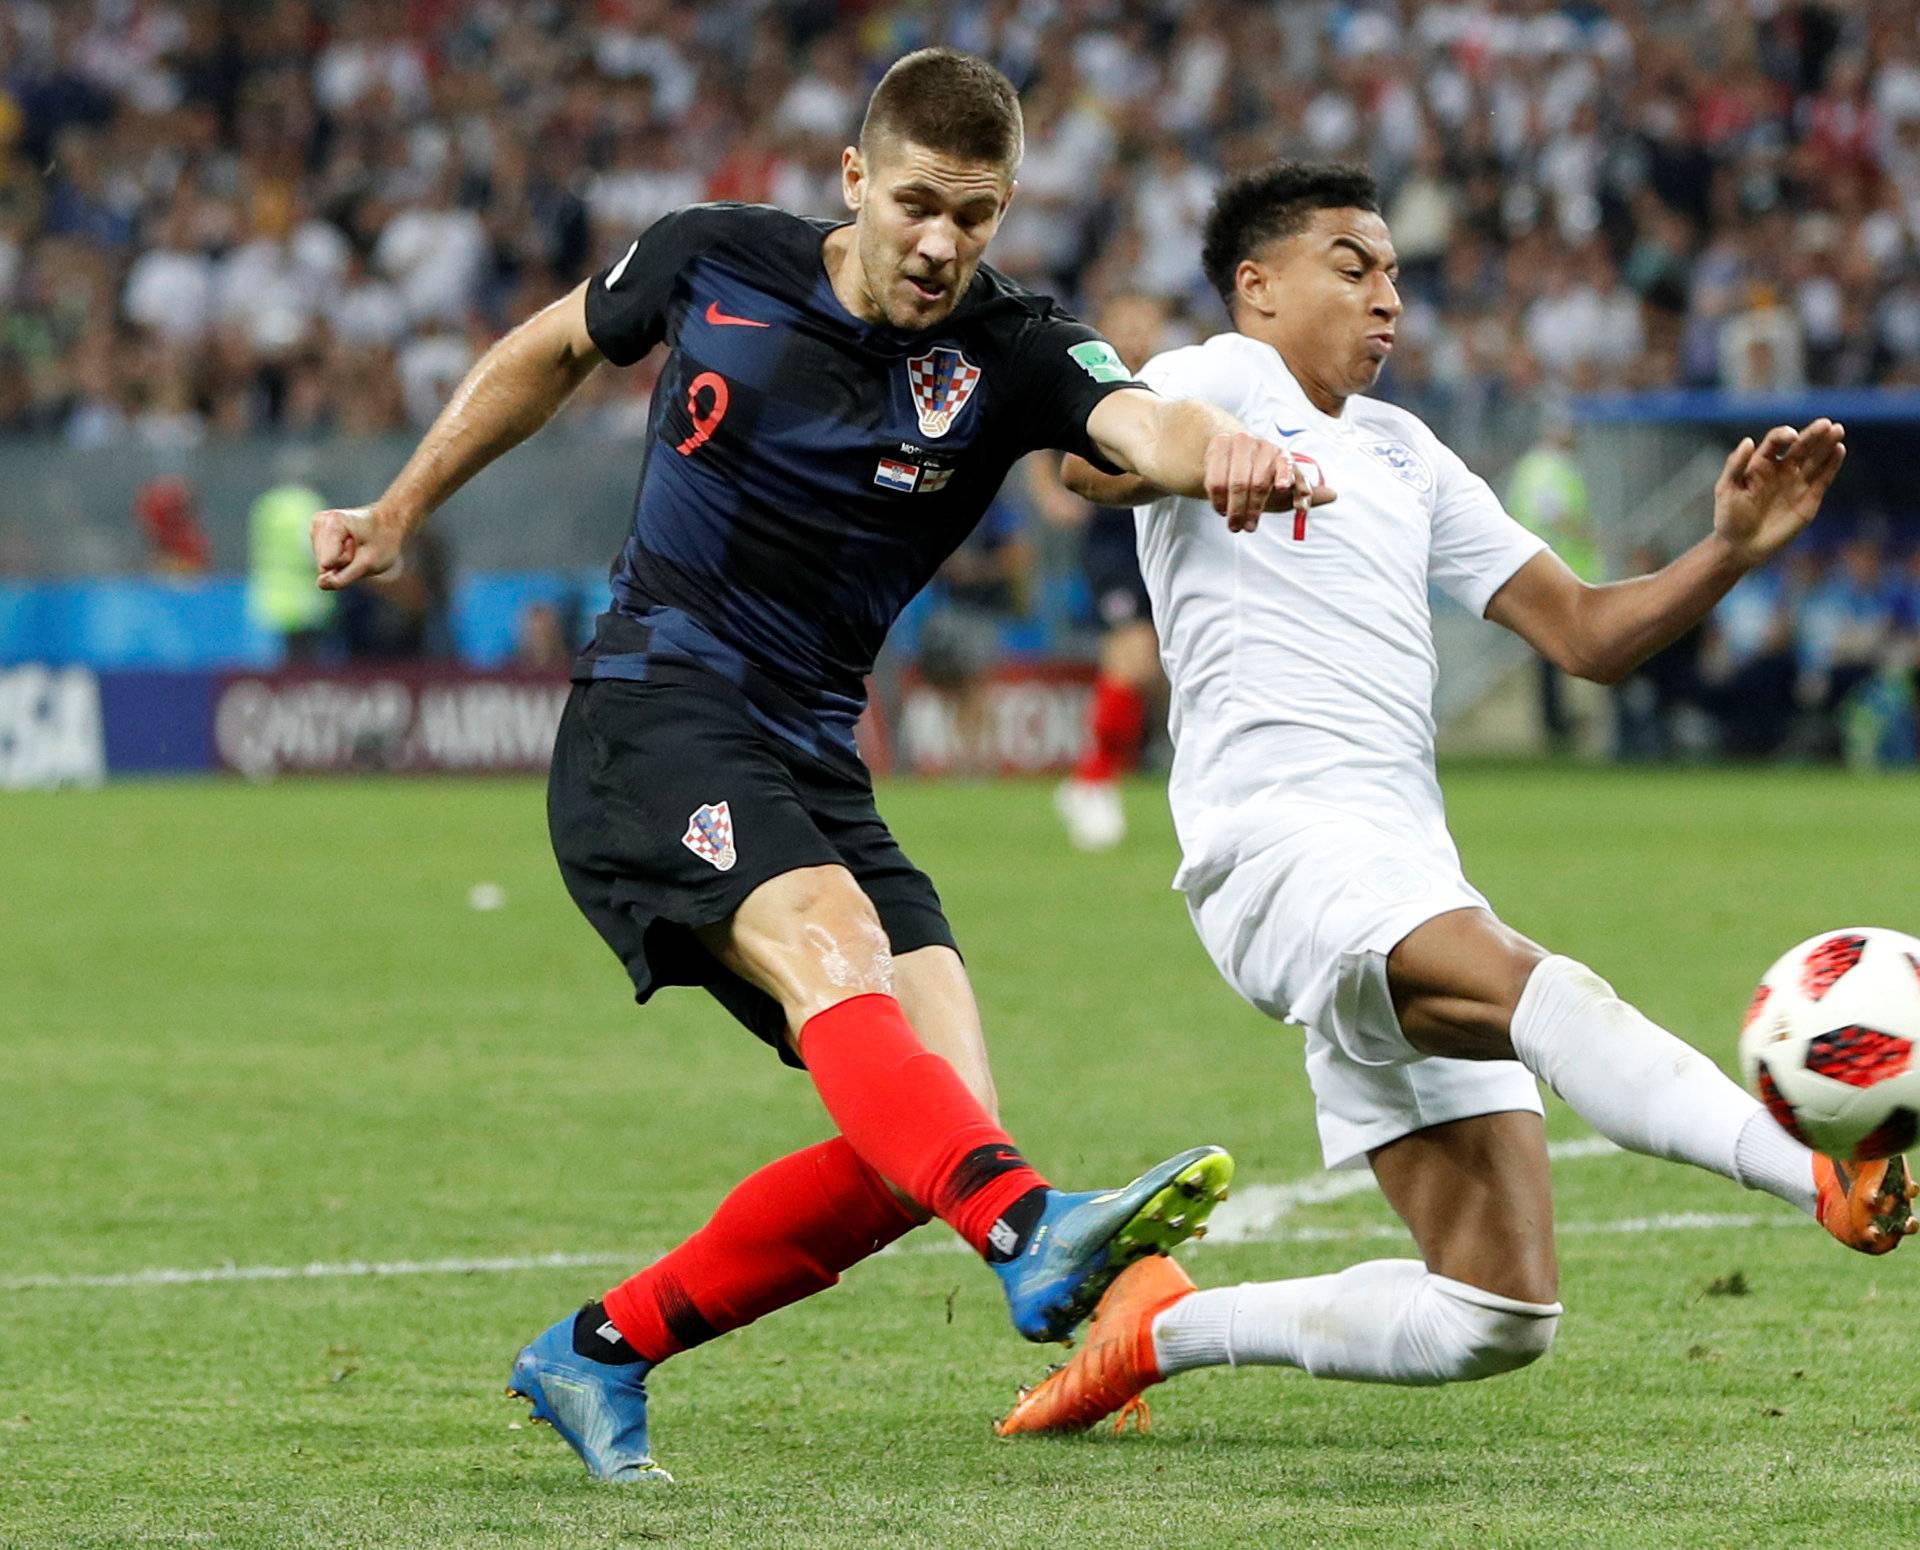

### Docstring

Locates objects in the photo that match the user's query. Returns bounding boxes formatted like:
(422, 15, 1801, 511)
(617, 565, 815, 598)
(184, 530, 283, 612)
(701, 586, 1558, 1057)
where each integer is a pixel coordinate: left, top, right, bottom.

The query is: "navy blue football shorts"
(546, 675, 957, 1065)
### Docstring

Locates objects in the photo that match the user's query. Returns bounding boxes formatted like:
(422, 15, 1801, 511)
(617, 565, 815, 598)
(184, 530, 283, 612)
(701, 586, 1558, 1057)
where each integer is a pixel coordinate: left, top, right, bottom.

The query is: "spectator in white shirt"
(122, 196, 215, 344)
(373, 168, 489, 327)
(326, 246, 408, 348)
(313, 0, 429, 118)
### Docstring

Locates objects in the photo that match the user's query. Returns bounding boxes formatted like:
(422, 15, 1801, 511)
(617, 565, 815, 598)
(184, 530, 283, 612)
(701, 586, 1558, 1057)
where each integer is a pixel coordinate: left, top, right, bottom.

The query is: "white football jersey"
(1134, 331, 1546, 889)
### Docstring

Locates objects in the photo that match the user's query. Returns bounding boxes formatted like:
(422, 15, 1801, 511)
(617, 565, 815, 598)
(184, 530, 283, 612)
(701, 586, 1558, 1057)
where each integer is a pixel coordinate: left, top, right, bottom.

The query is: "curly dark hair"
(1199, 162, 1380, 308)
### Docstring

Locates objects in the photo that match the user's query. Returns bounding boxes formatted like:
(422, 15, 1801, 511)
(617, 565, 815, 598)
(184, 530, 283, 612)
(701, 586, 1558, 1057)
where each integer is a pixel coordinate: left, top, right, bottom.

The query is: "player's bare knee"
(793, 880, 894, 998)
(1395, 941, 1553, 1060)
(1495, 937, 1551, 1011)
(725, 868, 899, 1024)
(1430, 1249, 1558, 1310)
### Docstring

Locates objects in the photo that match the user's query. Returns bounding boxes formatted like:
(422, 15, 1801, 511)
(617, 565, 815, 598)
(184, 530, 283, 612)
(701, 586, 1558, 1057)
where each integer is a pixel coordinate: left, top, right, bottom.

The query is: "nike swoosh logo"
(706, 301, 770, 328)
(604, 240, 638, 289)
(1274, 426, 1306, 437)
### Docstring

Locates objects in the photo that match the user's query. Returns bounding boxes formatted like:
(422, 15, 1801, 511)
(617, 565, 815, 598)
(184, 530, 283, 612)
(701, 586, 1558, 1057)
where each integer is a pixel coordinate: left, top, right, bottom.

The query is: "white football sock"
(1509, 955, 1818, 1217)
(1732, 1108, 1821, 1216)
(1151, 1260, 1560, 1385)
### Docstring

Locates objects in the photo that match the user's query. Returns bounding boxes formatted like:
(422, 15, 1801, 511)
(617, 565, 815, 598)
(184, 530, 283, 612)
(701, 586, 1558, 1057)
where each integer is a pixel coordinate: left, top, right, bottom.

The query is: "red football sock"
(799, 993, 1051, 1260)
(1074, 674, 1147, 782)
(601, 1137, 918, 1364)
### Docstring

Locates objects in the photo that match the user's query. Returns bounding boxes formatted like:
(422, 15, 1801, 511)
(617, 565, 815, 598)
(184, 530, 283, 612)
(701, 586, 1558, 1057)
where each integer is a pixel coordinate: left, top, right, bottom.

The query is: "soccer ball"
(1739, 927, 1920, 1162)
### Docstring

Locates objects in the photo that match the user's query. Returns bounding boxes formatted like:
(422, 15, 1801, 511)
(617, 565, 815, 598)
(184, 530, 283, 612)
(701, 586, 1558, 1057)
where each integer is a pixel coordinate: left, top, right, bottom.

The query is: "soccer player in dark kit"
(310, 49, 1327, 1483)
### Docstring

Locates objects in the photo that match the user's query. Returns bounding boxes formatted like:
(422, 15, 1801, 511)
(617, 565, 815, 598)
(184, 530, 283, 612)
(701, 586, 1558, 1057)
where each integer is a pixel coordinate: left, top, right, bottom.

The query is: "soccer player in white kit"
(998, 163, 1914, 1437)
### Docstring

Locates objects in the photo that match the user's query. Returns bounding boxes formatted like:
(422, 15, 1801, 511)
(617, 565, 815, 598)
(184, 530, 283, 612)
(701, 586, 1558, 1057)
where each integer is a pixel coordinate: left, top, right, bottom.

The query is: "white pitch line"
(0, 1209, 1793, 1294)
(0, 1250, 639, 1293)
(9, 1136, 1803, 1296)
(1203, 1135, 1621, 1244)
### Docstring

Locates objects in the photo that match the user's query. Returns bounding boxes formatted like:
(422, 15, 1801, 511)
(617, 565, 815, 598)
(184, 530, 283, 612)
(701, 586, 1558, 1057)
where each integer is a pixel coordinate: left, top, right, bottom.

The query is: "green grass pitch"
(3, 767, 1918, 1548)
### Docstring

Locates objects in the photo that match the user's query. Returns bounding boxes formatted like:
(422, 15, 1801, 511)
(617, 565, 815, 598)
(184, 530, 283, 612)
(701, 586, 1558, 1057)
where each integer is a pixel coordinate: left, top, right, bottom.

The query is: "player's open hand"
(1713, 419, 1846, 568)
(312, 504, 406, 590)
(1203, 431, 1336, 533)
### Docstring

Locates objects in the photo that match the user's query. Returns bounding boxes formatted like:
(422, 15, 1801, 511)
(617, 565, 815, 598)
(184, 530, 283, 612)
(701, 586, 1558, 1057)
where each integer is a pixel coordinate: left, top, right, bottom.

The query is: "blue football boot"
(994, 1144, 1234, 1343)
(507, 1311, 673, 1483)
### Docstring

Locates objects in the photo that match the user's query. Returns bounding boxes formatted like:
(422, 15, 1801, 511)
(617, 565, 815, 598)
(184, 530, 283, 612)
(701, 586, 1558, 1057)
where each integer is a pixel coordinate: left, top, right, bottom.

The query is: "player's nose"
(916, 220, 959, 269)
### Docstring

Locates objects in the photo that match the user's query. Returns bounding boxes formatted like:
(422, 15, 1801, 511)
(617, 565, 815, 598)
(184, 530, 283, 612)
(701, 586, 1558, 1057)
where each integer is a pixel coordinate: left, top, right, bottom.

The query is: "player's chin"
(894, 278, 957, 327)
(1352, 356, 1388, 392)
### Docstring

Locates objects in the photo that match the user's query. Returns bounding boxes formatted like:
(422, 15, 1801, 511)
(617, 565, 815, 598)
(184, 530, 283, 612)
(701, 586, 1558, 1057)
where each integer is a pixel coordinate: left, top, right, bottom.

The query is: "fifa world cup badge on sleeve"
(682, 801, 738, 871)
(1068, 340, 1130, 384)
(907, 347, 982, 439)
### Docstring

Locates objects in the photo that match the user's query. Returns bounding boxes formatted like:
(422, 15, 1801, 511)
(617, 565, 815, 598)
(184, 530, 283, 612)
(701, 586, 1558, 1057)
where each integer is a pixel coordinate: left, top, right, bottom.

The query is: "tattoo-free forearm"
(1119, 397, 1244, 499)
(1060, 454, 1160, 507)
(375, 310, 600, 534)
(1572, 531, 1749, 683)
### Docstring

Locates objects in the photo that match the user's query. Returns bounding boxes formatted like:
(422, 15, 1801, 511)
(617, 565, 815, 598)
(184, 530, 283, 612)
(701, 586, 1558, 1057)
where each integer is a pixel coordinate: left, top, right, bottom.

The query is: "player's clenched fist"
(1203, 431, 1336, 533)
(312, 505, 406, 590)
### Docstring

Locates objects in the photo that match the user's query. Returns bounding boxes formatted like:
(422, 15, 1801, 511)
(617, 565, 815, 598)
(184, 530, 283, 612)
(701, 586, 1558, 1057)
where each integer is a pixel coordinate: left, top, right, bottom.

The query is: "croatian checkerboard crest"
(906, 347, 982, 439)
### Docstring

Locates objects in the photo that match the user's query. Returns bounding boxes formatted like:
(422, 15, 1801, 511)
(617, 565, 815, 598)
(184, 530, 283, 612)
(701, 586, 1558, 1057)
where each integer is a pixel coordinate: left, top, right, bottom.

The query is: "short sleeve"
(1004, 311, 1148, 465)
(1426, 433, 1550, 616)
(583, 206, 715, 367)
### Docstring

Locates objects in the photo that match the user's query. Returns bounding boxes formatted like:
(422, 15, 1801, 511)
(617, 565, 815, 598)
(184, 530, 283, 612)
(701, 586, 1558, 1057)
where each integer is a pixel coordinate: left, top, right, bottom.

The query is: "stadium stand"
(3, 0, 1919, 444)
(1, 0, 1918, 770)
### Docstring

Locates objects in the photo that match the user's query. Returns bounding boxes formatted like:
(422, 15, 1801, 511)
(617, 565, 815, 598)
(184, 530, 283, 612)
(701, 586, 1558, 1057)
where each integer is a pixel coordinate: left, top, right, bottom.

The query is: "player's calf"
(1397, 943, 1839, 1230)
(510, 1137, 921, 1482)
(710, 869, 1234, 1343)
(999, 1256, 1560, 1436)
(1153, 1260, 1560, 1388)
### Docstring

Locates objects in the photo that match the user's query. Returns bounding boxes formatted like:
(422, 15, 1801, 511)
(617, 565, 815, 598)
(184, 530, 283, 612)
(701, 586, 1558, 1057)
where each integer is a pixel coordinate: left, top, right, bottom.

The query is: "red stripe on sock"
(601, 1137, 918, 1364)
(799, 993, 1050, 1258)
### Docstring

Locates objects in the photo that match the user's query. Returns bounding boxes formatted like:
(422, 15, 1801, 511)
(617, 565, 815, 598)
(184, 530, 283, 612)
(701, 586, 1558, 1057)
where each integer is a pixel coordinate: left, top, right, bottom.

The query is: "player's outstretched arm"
(1024, 453, 1100, 528)
(1082, 389, 1335, 531)
(1487, 419, 1846, 684)
(1058, 453, 1159, 509)
(312, 282, 605, 590)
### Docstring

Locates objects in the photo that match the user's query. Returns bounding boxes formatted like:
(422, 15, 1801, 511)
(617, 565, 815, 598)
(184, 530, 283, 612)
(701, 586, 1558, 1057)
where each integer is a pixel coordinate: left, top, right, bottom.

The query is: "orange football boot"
(1815, 1153, 1918, 1254)
(995, 1253, 1197, 1437)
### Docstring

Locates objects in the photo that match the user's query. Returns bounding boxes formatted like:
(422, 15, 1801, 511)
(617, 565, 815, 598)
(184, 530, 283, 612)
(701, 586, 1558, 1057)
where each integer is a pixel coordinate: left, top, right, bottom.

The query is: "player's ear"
(1236, 259, 1267, 316)
(842, 145, 866, 213)
(1234, 257, 1274, 318)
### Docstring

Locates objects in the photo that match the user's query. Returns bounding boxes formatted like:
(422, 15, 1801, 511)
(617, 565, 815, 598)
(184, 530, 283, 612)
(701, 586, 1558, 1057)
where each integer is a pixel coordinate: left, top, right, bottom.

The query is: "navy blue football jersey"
(575, 202, 1143, 773)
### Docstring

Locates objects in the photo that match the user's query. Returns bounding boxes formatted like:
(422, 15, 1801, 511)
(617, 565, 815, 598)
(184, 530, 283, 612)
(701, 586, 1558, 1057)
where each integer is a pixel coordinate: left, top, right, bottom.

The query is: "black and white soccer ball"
(1739, 927, 1920, 1162)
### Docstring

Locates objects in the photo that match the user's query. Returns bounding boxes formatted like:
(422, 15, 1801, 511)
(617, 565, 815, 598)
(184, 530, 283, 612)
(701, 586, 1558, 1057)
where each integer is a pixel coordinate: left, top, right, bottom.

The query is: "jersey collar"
(1239, 334, 1356, 438)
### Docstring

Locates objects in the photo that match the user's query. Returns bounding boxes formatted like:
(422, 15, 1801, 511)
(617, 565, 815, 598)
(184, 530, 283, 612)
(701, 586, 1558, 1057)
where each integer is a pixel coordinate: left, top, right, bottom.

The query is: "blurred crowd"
(7, 0, 1920, 765)
(1615, 529, 1920, 766)
(4, 0, 1920, 449)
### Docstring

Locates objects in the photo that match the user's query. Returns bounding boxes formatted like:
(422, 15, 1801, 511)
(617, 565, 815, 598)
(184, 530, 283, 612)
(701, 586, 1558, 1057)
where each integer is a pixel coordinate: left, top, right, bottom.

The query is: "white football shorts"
(1182, 797, 1542, 1170)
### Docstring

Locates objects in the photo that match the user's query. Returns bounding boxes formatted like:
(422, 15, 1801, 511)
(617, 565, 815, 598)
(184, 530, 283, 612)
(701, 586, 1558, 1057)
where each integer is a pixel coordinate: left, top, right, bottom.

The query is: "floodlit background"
(4, 5, 1920, 1548)
(2, 0, 1919, 776)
